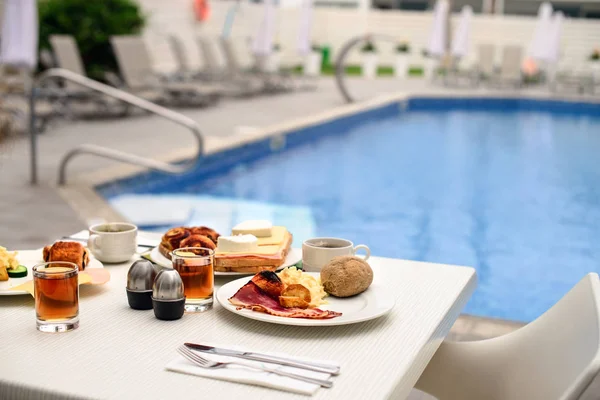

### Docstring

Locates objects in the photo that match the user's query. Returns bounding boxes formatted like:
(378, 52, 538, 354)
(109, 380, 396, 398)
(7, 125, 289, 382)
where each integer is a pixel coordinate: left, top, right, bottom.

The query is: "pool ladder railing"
(29, 68, 204, 185)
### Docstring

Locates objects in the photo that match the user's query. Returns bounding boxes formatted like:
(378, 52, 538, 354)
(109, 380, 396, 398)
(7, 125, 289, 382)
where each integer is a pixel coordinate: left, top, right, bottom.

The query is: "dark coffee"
(95, 225, 133, 233)
(314, 243, 344, 249)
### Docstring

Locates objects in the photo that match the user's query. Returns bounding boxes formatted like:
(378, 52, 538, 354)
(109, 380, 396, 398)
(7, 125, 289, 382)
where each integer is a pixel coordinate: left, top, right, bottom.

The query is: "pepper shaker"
(152, 269, 185, 320)
(126, 260, 157, 310)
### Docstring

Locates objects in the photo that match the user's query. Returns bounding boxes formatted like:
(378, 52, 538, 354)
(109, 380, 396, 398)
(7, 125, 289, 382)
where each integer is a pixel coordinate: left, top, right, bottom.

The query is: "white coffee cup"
(302, 237, 370, 272)
(88, 222, 138, 263)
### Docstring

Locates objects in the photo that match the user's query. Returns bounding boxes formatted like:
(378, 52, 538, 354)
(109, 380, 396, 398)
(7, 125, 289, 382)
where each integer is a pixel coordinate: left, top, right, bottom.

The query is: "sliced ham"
(229, 281, 342, 319)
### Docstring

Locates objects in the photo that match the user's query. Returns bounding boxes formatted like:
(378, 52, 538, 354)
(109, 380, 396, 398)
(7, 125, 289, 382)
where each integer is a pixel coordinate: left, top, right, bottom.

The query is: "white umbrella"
(547, 11, 564, 63)
(297, 0, 313, 56)
(0, 0, 38, 70)
(528, 2, 553, 61)
(427, 0, 449, 58)
(451, 5, 473, 58)
(252, 0, 277, 56)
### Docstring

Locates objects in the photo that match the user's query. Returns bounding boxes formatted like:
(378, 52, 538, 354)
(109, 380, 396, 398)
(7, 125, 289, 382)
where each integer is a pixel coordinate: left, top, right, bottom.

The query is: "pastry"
(188, 226, 220, 244)
(159, 226, 219, 260)
(43, 241, 90, 271)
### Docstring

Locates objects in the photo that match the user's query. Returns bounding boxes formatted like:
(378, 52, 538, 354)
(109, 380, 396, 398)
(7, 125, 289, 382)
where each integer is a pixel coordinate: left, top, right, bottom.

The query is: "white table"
(0, 232, 476, 400)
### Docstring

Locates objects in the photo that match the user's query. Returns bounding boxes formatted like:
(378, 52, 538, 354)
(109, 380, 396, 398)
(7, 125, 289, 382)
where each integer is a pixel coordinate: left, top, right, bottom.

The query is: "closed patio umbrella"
(297, 0, 313, 56)
(427, 0, 449, 58)
(451, 5, 473, 59)
(0, 0, 38, 70)
(528, 2, 553, 61)
(252, 0, 277, 56)
(547, 11, 564, 64)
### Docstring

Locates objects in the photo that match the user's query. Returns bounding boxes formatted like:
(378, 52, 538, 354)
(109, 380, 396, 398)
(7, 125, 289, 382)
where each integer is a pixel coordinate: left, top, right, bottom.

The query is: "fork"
(177, 345, 334, 388)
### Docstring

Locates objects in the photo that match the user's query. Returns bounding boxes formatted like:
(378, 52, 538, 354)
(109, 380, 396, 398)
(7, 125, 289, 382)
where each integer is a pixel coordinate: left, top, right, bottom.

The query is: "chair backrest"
(197, 36, 218, 73)
(416, 273, 600, 400)
(218, 37, 241, 73)
(477, 43, 495, 76)
(49, 35, 86, 76)
(168, 35, 190, 73)
(505, 273, 600, 399)
(110, 35, 158, 89)
(500, 45, 523, 79)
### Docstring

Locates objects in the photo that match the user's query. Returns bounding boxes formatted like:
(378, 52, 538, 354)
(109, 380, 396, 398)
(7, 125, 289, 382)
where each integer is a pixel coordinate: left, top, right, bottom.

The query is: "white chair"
(475, 43, 496, 82)
(416, 273, 600, 400)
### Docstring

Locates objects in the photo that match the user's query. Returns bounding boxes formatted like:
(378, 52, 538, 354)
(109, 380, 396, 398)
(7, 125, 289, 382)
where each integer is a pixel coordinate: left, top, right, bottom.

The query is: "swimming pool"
(99, 97, 600, 323)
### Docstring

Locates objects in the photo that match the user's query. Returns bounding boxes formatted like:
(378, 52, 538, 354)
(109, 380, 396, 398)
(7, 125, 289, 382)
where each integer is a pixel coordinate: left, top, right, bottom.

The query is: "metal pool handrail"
(334, 34, 398, 104)
(29, 68, 204, 185)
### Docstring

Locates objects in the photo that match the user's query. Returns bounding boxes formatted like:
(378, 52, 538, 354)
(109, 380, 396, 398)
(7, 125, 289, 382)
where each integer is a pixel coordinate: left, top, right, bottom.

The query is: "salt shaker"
(126, 260, 157, 310)
(152, 269, 185, 320)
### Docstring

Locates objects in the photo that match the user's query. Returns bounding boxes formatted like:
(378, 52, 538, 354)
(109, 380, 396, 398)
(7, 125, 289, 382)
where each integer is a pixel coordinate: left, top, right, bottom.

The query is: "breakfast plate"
(148, 247, 302, 276)
(0, 250, 106, 296)
(217, 272, 395, 326)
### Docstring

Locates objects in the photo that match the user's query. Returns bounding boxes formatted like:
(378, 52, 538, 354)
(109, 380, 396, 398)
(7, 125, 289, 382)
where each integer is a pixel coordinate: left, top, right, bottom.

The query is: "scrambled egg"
(0, 246, 19, 270)
(277, 267, 327, 307)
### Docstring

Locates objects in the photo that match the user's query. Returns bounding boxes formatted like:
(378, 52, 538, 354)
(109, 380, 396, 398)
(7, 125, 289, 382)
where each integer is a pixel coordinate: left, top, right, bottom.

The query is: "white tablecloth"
(0, 232, 476, 400)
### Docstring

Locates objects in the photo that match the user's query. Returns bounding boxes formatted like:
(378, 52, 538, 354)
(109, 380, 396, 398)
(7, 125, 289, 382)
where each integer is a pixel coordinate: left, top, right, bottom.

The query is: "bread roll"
(320, 256, 373, 297)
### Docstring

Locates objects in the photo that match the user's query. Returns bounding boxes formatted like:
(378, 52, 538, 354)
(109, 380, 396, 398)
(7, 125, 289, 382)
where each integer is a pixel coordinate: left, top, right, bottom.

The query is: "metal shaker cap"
(126, 260, 157, 292)
(152, 269, 184, 300)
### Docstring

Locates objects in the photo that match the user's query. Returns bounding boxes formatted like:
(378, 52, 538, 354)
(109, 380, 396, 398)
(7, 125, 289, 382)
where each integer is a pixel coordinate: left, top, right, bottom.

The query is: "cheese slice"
(255, 226, 287, 246)
(217, 235, 259, 253)
(216, 244, 281, 256)
(232, 220, 273, 237)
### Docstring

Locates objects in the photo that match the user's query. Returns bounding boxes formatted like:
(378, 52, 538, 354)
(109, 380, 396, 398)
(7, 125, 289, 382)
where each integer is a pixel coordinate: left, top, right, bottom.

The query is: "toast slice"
(214, 231, 292, 273)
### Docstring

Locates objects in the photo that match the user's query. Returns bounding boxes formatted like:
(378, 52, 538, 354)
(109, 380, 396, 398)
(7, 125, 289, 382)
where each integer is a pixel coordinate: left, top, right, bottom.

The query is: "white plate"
(149, 247, 302, 276)
(217, 273, 395, 326)
(0, 250, 104, 296)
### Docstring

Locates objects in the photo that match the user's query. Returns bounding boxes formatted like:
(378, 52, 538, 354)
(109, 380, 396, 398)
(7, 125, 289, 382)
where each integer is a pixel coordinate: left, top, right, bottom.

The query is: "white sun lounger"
(218, 37, 293, 93)
(48, 35, 129, 118)
(168, 35, 259, 98)
(111, 35, 220, 107)
(475, 43, 496, 85)
(495, 45, 524, 87)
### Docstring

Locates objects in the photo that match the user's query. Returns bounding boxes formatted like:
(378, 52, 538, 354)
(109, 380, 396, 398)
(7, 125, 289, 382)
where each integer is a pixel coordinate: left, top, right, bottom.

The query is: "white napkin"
(165, 344, 339, 396)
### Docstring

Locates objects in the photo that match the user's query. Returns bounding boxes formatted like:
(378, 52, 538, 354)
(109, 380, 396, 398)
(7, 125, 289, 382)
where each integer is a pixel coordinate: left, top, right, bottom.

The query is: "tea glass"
(171, 247, 214, 312)
(33, 261, 79, 332)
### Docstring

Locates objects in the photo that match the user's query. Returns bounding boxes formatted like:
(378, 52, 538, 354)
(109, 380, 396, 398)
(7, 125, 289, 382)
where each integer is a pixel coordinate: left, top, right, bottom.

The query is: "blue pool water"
(101, 100, 600, 322)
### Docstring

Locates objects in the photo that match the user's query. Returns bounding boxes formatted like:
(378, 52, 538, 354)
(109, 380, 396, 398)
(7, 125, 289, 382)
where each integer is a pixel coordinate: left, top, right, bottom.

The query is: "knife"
(184, 343, 340, 375)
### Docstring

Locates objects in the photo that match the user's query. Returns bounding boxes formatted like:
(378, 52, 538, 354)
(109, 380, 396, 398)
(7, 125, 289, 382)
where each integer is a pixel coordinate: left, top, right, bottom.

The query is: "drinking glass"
(33, 261, 79, 332)
(171, 247, 214, 312)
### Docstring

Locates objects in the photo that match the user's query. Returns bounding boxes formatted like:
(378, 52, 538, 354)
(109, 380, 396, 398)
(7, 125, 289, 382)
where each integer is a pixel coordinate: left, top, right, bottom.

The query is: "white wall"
(136, 0, 600, 72)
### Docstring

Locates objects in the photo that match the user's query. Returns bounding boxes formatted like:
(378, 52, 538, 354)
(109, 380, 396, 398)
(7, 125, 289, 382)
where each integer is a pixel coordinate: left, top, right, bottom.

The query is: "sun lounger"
(218, 37, 293, 93)
(48, 35, 129, 118)
(551, 59, 594, 94)
(168, 35, 258, 98)
(482, 45, 523, 88)
(110, 35, 220, 107)
(474, 43, 496, 85)
(497, 45, 524, 87)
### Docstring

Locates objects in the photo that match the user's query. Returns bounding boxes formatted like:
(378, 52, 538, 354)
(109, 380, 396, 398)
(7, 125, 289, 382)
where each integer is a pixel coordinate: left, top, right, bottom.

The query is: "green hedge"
(38, 0, 146, 80)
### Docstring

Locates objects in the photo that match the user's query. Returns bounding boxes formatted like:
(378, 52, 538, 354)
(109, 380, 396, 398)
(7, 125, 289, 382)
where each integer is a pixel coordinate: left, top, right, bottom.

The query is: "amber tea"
(33, 262, 79, 332)
(172, 247, 214, 312)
